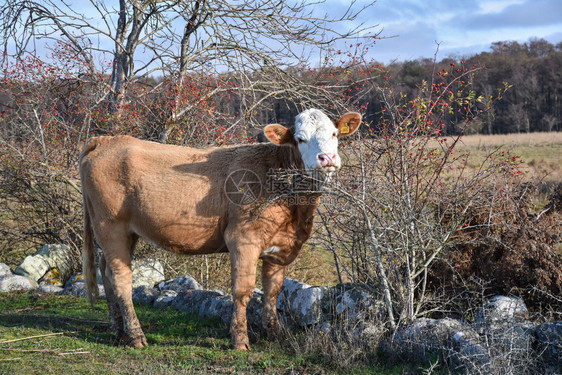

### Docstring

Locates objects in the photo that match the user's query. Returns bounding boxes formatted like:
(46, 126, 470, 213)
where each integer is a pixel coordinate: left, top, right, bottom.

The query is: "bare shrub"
(0, 151, 82, 277)
(431, 183, 562, 316)
(280, 315, 386, 371)
(316, 60, 514, 329)
(0, 53, 100, 271)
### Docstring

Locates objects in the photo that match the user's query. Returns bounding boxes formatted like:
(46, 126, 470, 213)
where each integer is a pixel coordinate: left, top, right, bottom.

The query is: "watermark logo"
(224, 168, 338, 206)
(224, 169, 262, 206)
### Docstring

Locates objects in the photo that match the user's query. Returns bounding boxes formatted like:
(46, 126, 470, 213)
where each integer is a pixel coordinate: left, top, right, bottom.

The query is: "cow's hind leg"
(261, 260, 286, 337)
(99, 253, 125, 342)
(97, 226, 146, 347)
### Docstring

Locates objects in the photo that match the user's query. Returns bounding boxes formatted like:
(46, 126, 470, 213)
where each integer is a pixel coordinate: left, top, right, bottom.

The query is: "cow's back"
(80, 136, 231, 254)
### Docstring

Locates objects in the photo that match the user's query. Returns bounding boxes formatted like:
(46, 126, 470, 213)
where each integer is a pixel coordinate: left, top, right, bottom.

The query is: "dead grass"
(459, 132, 562, 149)
(457, 132, 562, 183)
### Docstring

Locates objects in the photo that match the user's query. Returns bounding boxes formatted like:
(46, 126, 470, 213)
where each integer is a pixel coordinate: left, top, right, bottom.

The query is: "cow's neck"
(249, 143, 321, 226)
(259, 144, 324, 219)
(265, 143, 304, 171)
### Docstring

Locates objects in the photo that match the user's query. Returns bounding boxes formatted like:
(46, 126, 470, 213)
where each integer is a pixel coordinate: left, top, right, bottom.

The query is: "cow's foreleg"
(227, 239, 260, 350)
(261, 260, 286, 337)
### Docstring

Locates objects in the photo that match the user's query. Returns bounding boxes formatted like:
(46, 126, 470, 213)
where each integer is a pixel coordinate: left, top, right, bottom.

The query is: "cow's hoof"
(128, 335, 148, 348)
(120, 332, 147, 348)
(233, 342, 251, 351)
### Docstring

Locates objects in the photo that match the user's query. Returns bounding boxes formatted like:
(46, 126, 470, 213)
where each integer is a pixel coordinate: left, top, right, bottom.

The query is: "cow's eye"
(297, 137, 307, 144)
(332, 132, 337, 137)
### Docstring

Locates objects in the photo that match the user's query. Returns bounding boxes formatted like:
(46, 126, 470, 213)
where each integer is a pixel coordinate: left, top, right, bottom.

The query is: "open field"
(457, 131, 562, 183)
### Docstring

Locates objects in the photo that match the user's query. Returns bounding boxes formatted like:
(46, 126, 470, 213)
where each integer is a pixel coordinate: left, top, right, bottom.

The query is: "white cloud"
(343, 0, 562, 63)
(479, 0, 525, 14)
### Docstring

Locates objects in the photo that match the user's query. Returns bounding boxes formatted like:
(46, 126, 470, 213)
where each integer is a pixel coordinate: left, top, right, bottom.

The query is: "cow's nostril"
(318, 153, 337, 167)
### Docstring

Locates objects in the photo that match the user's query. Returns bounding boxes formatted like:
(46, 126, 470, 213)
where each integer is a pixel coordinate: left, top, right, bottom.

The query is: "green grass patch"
(0, 291, 414, 374)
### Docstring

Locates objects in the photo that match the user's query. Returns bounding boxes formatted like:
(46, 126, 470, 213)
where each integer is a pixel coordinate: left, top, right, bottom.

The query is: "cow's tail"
(80, 140, 99, 308)
(82, 199, 99, 307)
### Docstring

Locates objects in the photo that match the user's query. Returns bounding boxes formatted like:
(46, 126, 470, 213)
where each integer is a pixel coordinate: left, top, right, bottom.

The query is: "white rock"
(277, 278, 324, 326)
(39, 269, 64, 286)
(477, 295, 528, 323)
(153, 290, 178, 308)
(157, 275, 201, 292)
(0, 274, 39, 292)
(383, 318, 472, 363)
(132, 258, 165, 288)
(277, 278, 310, 311)
(65, 273, 85, 288)
(14, 254, 50, 282)
(0, 263, 12, 277)
(14, 244, 72, 281)
(132, 285, 159, 305)
(63, 281, 105, 299)
(39, 284, 64, 294)
(335, 288, 374, 316)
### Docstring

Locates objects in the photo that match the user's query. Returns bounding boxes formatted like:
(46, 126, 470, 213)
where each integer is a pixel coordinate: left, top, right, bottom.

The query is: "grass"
(0, 291, 417, 375)
(457, 131, 562, 183)
(416, 132, 562, 183)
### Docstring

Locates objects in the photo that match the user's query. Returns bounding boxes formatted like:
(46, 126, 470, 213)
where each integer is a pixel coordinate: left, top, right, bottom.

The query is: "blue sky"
(337, 0, 562, 63)
(7, 0, 561, 71)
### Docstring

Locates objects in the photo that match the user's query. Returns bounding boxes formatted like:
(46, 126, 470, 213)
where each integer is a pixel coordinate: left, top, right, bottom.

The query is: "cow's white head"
(264, 109, 362, 176)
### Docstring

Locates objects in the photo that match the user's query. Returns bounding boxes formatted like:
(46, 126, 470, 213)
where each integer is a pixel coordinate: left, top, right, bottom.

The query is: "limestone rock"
(0, 263, 12, 277)
(0, 274, 39, 292)
(15, 254, 50, 282)
(62, 273, 105, 299)
(277, 278, 325, 327)
(132, 258, 165, 288)
(199, 294, 234, 324)
(15, 244, 73, 282)
(153, 290, 178, 309)
(132, 285, 159, 305)
(39, 284, 64, 294)
(476, 295, 528, 323)
(171, 289, 223, 314)
(450, 331, 491, 373)
(383, 318, 472, 362)
(67, 282, 105, 299)
(157, 275, 201, 293)
(39, 268, 64, 287)
(64, 273, 85, 288)
(534, 321, 562, 364)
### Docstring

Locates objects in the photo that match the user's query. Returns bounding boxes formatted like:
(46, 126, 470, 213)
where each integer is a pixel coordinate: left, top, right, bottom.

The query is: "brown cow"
(80, 109, 361, 349)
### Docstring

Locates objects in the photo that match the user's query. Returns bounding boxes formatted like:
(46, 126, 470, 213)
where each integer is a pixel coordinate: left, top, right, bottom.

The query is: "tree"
(1, 0, 377, 140)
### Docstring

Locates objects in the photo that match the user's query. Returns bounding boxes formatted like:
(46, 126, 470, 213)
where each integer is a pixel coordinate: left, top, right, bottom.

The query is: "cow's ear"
(336, 112, 362, 137)
(264, 124, 295, 146)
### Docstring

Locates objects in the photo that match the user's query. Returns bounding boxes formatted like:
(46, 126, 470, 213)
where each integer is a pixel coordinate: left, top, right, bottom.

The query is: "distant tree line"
(236, 38, 562, 135)
(1, 38, 560, 147)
